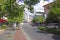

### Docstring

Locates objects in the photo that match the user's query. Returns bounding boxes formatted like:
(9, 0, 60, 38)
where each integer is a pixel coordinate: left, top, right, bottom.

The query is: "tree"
(24, 0, 39, 6)
(4, 0, 25, 27)
(24, 0, 39, 13)
(32, 16, 45, 26)
(46, 0, 60, 27)
(5, 0, 24, 22)
(0, 0, 7, 18)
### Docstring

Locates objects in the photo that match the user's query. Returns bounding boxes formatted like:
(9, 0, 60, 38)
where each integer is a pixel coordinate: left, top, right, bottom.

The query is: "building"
(43, 2, 52, 19)
(43, 0, 55, 19)
(34, 0, 54, 19)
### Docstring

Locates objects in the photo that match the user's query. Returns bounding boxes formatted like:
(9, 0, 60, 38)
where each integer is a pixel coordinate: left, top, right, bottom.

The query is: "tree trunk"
(18, 22, 20, 28)
(45, 22, 47, 27)
(0, 23, 2, 27)
(12, 22, 17, 29)
(39, 23, 41, 26)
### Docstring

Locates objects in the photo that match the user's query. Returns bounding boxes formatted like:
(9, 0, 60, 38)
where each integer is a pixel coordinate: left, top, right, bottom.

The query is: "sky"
(16, 0, 54, 12)
(34, 0, 54, 12)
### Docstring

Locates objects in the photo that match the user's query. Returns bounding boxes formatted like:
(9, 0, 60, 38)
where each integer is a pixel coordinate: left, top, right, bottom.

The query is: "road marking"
(20, 27, 31, 40)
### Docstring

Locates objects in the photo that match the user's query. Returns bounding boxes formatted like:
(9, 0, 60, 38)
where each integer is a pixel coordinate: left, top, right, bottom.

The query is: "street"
(22, 23, 60, 40)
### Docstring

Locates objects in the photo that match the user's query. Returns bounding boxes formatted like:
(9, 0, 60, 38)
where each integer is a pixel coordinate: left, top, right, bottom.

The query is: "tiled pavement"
(0, 28, 16, 40)
(14, 28, 27, 40)
(0, 28, 27, 40)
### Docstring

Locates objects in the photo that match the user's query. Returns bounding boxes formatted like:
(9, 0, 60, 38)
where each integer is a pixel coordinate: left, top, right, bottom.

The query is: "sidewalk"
(14, 28, 27, 40)
(0, 29, 5, 34)
(0, 27, 27, 40)
(0, 28, 15, 40)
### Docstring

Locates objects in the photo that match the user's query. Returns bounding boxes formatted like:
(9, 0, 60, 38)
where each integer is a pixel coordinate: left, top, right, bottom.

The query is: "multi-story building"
(43, 0, 55, 19)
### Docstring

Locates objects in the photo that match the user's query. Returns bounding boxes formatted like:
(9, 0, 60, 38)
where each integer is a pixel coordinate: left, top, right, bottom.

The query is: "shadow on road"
(22, 22, 60, 40)
(52, 35, 60, 40)
(36, 30, 60, 40)
(36, 30, 49, 34)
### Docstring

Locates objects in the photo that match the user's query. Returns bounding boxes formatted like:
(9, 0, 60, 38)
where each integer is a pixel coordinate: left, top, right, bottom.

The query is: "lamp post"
(0, 4, 2, 26)
(0, 4, 1, 11)
(0, 4, 2, 17)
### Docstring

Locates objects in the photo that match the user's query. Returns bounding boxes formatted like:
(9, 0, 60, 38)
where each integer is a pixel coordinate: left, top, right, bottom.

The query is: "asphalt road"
(22, 23, 60, 40)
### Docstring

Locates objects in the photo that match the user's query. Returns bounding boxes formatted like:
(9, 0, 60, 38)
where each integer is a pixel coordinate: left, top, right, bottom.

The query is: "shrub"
(32, 16, 45, 23)
(38, 27, 60, 35)
(46, 0, 60, 27)
(0, 25, 7, 29)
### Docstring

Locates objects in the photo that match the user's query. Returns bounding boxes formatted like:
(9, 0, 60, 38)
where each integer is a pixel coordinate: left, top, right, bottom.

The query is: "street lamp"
(0, 4, 2, 17)
(0, 4, 2, 10)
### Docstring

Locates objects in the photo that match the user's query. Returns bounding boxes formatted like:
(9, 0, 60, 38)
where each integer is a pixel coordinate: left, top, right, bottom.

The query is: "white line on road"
(20, 27, 31, 40)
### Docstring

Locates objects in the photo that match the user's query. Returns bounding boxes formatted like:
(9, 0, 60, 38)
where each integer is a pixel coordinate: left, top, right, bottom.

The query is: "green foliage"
(24, 0, 39, 6)
(0, 25, 6, 29)
(46, 9, 58, 23)
(24, 0, 39, 13)
(46, 0, 60, 23)
(8, 5, 24, 22)
(0, 0, 25, 23)
(5, 0, 25, 22)
(32, 16, 45, 23)
(28, 6, 34, 13)
(38, 27, 60, 35)
(38, 27, 46, 31)
(0, 0, 7, 17)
